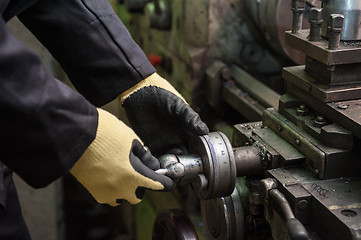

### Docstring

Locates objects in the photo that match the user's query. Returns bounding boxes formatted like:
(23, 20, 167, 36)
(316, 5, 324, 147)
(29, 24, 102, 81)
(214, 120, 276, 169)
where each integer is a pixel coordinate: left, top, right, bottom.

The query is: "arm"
(18, 0, 155, 107)
(0, 18, 173, 204)
(0, 16, 98, 188)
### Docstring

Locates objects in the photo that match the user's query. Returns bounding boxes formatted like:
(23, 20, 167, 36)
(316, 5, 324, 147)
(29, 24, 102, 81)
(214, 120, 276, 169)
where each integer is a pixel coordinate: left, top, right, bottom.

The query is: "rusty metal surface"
(222, 82, 264, 121)
(263, 108, 357, 179)
(152, 209, 199, 240)
(278, 94, 354, 150)
(305, 56, 361, 85)
(201, 187, 245, 240)
(267, 168, 361, 240)
(252, 128, 305, 167)
(304, 178, 361, 240)
(286, 83, 361, 139)
(285, 30, 361, 65)
(231, 65, 280, 108)
(282, 66, 361, 102)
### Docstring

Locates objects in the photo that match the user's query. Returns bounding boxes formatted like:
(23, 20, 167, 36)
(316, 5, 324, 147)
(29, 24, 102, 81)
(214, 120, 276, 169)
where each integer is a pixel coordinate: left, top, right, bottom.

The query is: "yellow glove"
(118, 73, 209, 155)
(70, 108, 174, 206)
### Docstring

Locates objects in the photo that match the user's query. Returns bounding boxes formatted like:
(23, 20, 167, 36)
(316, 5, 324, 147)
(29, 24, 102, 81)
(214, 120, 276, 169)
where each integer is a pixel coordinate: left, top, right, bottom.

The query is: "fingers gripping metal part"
(157, 132, 263, 200)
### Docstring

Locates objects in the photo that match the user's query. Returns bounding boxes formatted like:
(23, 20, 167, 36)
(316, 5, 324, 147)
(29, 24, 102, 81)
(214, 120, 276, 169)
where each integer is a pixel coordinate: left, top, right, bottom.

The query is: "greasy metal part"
(251, 128, 305, 167)
(267, 168, 361, 240)
(233, 146, 263, 177)
(259, 178, 278, 200)
(263, 108, 357, 179)
(201, 184, 245, 240)
(152, 209, 199, 240)
(189, 132, 237, 200)
(177, 155, 203, 182)
(221, 64, 280, 122)
(305, 56, 361, 86)
(282, 66, 361, 102)
(286, 83, 361, 139)
(157, 154, 202, 180)
(285, 30, 361, 65)
(231, 65, 280, 108)
(291, 0, 306, 34)
(248, 180, 262, 216)
(279, 94, 354, 150)
(222, 83, 264, 121)
(328, 14, 344, 50)
(266, 169, 313, 224)
(259, 178, 309, 240)
(269, 190, 309, 240)
(320, 0, 361, 40)
(309, 8, 323, 41)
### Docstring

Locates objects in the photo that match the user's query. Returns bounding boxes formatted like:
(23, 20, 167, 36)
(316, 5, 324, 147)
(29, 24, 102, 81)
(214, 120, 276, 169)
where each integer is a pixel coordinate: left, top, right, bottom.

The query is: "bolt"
(306, 84, 312, 92)
(291, 0, 306, 34)
(309, 8, 323, 41)
(328, 14, 344, 50)
(277, 125, 283, 131)
(295, 139, 301, 146)
(338, 104, 348, 110)
(314, 115, 327, 127)
(297, 199, 310, 211)
(297, 104, 309, 116)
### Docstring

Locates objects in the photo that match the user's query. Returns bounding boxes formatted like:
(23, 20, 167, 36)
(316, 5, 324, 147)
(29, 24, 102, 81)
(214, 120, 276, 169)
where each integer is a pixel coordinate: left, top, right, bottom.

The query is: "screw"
(291, 0, 306, 34)
(314, 115, 327, 127)
(297, 104, 309, 116)
(306, 84, 312, 92)
(338, 104, 348, 110)
(295, 139, 301, 146)
(297, 199, 310, 211)
(277, 125, 283, 131)
(328, 14, 344, 50)
(309, 8, 323, 41)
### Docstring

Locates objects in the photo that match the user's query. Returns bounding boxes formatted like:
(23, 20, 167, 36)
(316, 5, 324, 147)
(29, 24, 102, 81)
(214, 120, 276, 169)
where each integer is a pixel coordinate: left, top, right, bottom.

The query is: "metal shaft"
(233, 146, 263, 177)
(291, 0, 306, 34)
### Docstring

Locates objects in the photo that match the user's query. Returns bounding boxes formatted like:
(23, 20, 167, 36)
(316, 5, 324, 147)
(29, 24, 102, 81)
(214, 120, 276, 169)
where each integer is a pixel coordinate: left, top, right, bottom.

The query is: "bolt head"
(309, 8, 323, 23)
(292, 0, 306, 10)
(328, 14, 344, 31)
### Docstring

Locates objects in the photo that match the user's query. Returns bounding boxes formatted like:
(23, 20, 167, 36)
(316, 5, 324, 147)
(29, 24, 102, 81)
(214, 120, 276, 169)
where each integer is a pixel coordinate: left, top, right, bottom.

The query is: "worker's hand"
(118, 73, 209, 156)
(70, 108, 174, 206)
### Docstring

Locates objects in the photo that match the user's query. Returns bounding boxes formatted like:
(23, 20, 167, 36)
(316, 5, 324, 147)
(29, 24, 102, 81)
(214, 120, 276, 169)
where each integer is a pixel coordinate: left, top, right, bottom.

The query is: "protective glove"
(70, 108, 174, 206)
(118, 73, 209, 156)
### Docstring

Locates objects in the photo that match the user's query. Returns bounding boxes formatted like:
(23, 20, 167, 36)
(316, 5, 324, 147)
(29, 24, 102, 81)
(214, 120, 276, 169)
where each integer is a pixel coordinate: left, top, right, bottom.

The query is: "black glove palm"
(120, 74, 209, 156)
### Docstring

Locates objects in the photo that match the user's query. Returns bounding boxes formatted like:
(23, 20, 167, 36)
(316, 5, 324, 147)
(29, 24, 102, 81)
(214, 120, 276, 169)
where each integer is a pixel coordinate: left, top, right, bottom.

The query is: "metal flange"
(190, 132, 237, 199)
(201, 187, 245, 240)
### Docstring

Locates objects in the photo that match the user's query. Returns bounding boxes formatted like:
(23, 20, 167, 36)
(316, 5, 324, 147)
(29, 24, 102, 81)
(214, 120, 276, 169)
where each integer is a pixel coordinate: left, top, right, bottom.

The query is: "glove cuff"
(118, 72, 186, 104)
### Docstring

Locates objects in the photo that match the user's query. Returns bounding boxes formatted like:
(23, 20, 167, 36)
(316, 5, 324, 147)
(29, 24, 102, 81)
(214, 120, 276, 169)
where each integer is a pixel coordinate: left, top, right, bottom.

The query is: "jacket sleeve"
(0, 16, 98, 188)
(18, 0, 156, 107)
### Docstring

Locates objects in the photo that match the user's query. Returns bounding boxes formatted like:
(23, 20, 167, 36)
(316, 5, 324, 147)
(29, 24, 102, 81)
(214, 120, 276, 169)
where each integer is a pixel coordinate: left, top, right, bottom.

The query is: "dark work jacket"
(0, 0, 155, 238)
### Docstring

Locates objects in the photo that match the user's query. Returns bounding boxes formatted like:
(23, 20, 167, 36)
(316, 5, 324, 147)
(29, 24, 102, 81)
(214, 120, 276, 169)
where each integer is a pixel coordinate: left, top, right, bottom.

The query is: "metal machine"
(118, 0, 361, 239)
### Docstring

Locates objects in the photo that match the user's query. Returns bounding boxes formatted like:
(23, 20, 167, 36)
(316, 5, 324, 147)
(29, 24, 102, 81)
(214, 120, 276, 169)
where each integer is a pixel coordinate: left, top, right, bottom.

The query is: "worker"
(0, 0, 209, 239)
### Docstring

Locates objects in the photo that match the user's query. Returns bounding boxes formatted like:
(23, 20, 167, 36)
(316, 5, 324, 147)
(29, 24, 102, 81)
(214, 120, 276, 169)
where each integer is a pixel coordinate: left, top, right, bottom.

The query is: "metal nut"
(309, 8, 323, 23)
(328, 14, 344, 32)
(292, 0, 306, 10)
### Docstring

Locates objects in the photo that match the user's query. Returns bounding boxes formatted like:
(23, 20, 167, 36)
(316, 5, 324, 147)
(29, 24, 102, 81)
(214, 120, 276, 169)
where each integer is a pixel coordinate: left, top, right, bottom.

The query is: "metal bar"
(230, 65, 280, 108)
